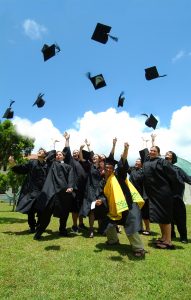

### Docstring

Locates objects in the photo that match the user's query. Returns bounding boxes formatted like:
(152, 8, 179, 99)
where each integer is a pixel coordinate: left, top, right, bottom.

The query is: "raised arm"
(110, 137, 117, 156)
(63, 131, 70, 148)
(79, 144, 85, 162)
(84, 138, 91, 152)
(151, 133, 157, 147)
(121, 142, 129, 164)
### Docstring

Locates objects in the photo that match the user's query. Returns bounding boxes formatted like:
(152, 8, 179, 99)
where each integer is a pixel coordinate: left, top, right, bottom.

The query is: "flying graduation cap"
(86, 72, 106, 90)
(145, 66, 167, 80)
(2, 100, 15, 119)
(118, 91, 125, 107)
(141, 113, 158, 130)
(91, 23, 118, 44)
(41, 43, 61, 61)
(33, 93, 45, 108)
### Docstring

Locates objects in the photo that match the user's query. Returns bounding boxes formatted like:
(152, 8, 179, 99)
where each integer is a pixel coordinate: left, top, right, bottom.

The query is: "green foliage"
(0, 120, 35, 171)
(0, 203, 191, 300)
(0, 173, 8, 193)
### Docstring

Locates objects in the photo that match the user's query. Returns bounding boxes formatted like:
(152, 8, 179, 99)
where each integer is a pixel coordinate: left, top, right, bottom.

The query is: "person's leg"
(34, 206, 53, 239)
(156, 224, 175, 249)
(126, 232, 145, 251)
(143, 219, 150, 232)
(59, 209, 70, 236)
(71, 212, 79, 233)
(105, 223, 119, 244)
(88, 210, 95, 238)
(28, 210, 36, 233)
(175, 200, 188, 242)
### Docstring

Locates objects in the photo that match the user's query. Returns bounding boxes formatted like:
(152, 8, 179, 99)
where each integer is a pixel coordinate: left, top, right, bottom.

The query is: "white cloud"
(13, 107, 191, 165)
(172, 50, 185, 63)
(23, 19, 47, 40)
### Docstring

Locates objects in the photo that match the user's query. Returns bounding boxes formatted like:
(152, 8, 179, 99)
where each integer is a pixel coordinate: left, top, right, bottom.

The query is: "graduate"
(34, 150, 75, 239)
(102, 143, 146, 257)
(165, 151, 191, 243)
(63, 131, 88, 233)
(11, 148, 48, 233)
(140, 146, 180, 249)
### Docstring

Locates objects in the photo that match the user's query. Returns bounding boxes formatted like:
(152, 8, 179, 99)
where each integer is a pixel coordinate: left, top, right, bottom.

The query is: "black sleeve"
(63, 146, 72, 164)
(177, 167, 191, 184)
(11, 160, 32, 174)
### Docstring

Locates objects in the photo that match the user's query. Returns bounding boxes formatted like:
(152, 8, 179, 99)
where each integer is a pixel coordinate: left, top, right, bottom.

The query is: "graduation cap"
(105, 156, 118, 167)
(141, 113, 158, 130)
(91, 23, 118, 44)
(2, 100, 15, 119)
(82, 150, 92, 161)
(86, 72, 106, 90)
(145, 66, 167, 80)
(33, 93, 45, 108)
(118, 91, 125, 107)
(41, 43, 61, 61)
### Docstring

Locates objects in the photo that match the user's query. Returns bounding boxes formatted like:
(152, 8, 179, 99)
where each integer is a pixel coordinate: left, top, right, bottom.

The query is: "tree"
(0, 120, 35, 171)
(0, 173, 8, 194)
(6, 167, 26, 211)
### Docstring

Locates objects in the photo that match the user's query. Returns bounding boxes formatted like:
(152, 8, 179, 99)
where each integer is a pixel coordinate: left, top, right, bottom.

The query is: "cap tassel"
(55, 43, 61, 53)
(10, 100, 15, 107)
(86, 72, 91, 79)
(159, 74, 167, 78)
(108, 34, 118, 42)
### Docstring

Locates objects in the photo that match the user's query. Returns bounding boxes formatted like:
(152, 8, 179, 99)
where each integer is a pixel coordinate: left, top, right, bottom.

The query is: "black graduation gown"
(79, 163, 107, 219)
(142, 157, 179, 224)
(12, 159, 47, 214)
(171, 165, 191, 238)
(129, 167, 149, 219)
(36, 157, 75, 218)
(63, 146, 88, 206)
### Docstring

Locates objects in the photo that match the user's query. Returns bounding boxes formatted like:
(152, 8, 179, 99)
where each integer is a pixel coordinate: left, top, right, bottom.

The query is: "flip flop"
(156, 243, 176, 250)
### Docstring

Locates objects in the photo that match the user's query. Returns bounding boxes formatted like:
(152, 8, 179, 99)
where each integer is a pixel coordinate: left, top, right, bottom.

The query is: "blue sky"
(1, 0, 191, 163)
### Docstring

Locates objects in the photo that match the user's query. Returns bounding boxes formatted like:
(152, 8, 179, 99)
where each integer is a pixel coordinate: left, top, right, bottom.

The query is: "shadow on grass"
(95, 242, 146, 261)
(0, 217, 27, 224)
(44, 245, 61, 251)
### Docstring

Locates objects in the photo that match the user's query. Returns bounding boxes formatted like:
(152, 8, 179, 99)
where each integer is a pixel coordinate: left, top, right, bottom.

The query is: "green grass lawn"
(0, 202, 191, 300)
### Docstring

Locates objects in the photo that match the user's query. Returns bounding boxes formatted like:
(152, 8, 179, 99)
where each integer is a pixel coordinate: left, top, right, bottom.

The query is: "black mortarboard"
(91, 23, 118, 44)
(118, 91, 125, 107)
(86, 72, 106, 90)
(82, 150, 92, 161)
(145, 66, 167, 80)
(2, 100, 15, 119)
(41, 43, 61, 61)
(105, 156, 118, 167)
(33, 93, 45, 108)
(142, 113, 158, 130)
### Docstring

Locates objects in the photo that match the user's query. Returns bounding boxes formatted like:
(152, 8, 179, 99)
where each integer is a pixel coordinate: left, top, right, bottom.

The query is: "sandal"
(133, 249, 146, 257)
(156, 243, 175, 250)
(142, 230, 151, 236)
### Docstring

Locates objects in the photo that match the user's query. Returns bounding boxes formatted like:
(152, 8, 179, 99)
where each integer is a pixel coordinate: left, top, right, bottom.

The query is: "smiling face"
(92, 154, 99, 164)
(56, 151, 65, 161)
(149, 146, 160, 159)
(105, 163, 114, 179)
(72, 149, 79, 160)
(135, 159, 142, 169)
(165, 151, 173, 162)
(37, 148, 46, 159)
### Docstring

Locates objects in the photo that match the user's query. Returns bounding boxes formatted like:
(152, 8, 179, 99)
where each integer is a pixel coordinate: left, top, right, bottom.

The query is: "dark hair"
(38, 147, 47, 154)
(168, 151, 177, 164)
